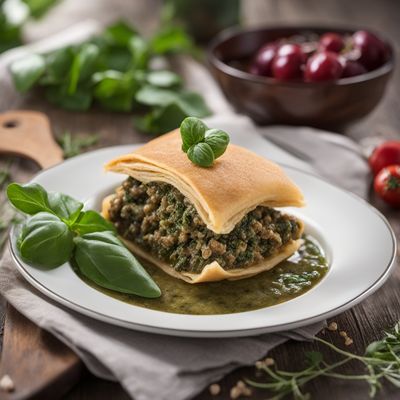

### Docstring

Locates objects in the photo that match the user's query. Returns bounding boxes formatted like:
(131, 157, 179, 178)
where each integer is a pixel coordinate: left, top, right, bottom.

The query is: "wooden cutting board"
(0, 111, 84, 399)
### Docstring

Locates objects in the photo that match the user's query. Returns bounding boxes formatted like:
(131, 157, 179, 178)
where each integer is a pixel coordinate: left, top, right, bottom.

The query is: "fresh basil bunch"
(9, 21, 210, 134)
(7, 182, 161, 298)
(180, 117, 230, 167)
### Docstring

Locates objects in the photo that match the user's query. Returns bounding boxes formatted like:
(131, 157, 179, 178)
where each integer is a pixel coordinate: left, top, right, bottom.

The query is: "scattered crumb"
(328, 322, 338, 331)
(255, 361, 264, 369)
(265, 357, 275, 367)
(209, 383, 221, 396)
(230, 386, 241, 399)
(339, 331, 348, 338)
(255, 357, 275, 369)
(0, 375, 14, 392)
(236, 381, 246, 389)
(230, 380, 252, 399)
(345, 337, 354, 346)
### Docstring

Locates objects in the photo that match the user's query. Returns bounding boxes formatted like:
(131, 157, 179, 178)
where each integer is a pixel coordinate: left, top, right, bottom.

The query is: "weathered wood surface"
(0, 0, 399, 399)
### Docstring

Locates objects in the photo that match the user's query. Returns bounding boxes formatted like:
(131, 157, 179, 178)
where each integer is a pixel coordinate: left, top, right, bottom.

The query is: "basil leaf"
(135, 87, 210, 119)
(104, 21, 137, 46)
(47, 192, 83, 222)
(10, 54, 45, 92)
(187, 142, 215, 167)
(146, 70, 182, 88)
(18, 212, 74, 269)
(180, 117, 207, 152)
(92, 70, 138, 112)
(135, 85, 178, 107)
(150, 26, 194, 55)
(23, 0, 59, 19)
(175, 92, 211, 118)
(134, 103, 187, 135)
(74, 231, 161, 298)
(46, 86, 92, 111)
(204, 128, 230, 158)
(68, 43, 99, 94)
(73, 210, 115, 235)
(40, 48, 74, 85)
(7, 182, 53, 215)
(129, 36, 149, 70)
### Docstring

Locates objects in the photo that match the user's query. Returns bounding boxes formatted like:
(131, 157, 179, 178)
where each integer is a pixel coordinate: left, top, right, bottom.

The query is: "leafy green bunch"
(180, 117, 230, 167)
(248, 323, 400, 399)
(0, 0, 59, 53)
(10, 21, 211, 134)
(7, 182, 161, 298)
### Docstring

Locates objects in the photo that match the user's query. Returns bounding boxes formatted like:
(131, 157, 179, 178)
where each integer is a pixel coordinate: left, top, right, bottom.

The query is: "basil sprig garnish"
(7, 182, 161, 298)
(180, 117, 230, 167)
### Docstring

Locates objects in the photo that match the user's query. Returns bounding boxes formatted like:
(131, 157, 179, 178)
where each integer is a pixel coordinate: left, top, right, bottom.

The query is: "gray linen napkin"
(0, 20, 370, 400)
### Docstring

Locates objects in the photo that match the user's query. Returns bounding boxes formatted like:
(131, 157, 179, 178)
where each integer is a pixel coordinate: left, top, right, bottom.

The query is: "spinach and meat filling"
(108, 177, 302, 274)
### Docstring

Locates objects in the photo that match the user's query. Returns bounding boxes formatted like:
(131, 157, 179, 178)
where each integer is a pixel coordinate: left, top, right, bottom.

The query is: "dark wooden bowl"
(207, 25, 394, 129)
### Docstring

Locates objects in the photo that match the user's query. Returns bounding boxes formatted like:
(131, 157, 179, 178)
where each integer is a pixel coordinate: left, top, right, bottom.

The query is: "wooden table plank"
(0, 0, 399, 399)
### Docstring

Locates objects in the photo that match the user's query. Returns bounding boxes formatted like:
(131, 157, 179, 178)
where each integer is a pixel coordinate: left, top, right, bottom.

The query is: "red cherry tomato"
(352, 30, 387, 71)
(374, 165, 400, 208)
(368, 141, 400, 176)
(341, 59, 367, 78)
(250, 43, 278, 77)
(304, 51, 343, 82)
(319, 32, 344, 53)
(272, 44, 305, 81)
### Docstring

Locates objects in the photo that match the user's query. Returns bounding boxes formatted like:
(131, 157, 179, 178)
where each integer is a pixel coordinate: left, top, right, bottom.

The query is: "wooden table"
(0, 0, 399, 399)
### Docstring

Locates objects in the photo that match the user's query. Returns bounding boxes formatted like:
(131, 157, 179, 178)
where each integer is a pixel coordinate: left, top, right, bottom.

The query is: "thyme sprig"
(247, 322, 400, 400)
(57, 131, 99, 159)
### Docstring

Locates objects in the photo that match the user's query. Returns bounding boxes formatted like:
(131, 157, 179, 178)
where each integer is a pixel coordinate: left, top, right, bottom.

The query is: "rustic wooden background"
(0, 0, 400, 399)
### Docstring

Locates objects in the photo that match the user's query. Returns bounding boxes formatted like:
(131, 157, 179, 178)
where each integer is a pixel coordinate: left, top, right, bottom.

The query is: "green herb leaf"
(47, 192, 83, 222)
(7, 182, 52, 215)
(187, 142, 215, 167)
(175, 91, 211, 118)
(46, 86, 92, 111)
(10, 54, 45, 92)
(74, 231, 161, 297)
(68, 43, 99, 94)
(146, 70, 182, 88)
(180, 116, 207, 152)
(150, 26, 195, 55)
(204, 128, 230, 158)
(135, 85, 178, 107)
(134, 103, 188, 135)
(18, 212, 74, 269)
(129, 36, 149, 70)
(22, 0, 60, 19)
(57, 131, 99, 158)
(0, 20, 22, 54)
(92, 70, 138, 112)
(104, 21, 137, 46)
(40, 47, 74, 85)
(305, 351, 323, 366)
(72, 210, 115, 235)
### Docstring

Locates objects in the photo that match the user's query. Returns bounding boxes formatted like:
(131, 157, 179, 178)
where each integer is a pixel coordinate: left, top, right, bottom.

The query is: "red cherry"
(271, 44, 305, 81)
(250, 43, 277, 77)
(304, 51, 343, 82)
(319, 32, 344, 53)
(352, 30, 387, 71)
(341, 59, 367, 78)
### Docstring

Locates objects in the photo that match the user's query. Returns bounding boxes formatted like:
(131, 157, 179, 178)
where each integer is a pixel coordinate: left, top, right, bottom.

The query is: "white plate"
(9, 145, 397, 338)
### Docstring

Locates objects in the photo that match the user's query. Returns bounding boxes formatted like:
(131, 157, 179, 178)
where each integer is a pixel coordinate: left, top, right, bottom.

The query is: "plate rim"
(8, 145, 398, 337)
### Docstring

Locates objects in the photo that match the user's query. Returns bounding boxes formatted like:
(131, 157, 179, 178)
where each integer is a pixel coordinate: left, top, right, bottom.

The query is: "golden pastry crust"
(121, 237, 303, 284)
(105, 130, 304, 234)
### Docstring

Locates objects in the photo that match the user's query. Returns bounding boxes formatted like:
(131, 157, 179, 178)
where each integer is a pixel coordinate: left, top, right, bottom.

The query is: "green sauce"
(78, 235, 328, 315)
